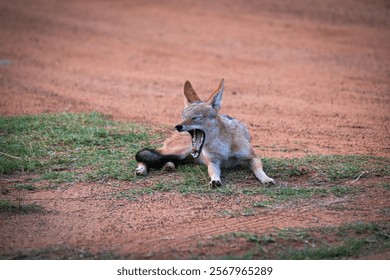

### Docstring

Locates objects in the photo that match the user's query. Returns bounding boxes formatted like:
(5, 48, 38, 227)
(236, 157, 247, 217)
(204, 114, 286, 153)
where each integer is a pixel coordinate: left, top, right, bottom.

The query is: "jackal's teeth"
(189, 129, 205, 158)
(191, 151, 199, 158)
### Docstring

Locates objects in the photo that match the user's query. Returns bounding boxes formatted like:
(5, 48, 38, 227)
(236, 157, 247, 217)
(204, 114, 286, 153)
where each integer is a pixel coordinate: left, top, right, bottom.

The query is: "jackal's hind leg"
(249, 157, 274, 184)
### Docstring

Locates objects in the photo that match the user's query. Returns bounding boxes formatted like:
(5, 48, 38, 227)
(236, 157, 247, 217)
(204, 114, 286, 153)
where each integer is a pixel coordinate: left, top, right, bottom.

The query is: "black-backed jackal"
(135, 79, 274, 187)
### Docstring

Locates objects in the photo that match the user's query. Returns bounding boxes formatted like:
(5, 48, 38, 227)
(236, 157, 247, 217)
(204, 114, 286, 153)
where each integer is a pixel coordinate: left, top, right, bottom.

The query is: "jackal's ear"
(207, 78, 224, 110)
(183, 80, 201, 106)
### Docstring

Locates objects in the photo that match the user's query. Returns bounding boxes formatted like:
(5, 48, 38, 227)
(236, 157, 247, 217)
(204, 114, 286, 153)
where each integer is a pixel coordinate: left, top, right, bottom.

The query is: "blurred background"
(1, 0, 389, 157)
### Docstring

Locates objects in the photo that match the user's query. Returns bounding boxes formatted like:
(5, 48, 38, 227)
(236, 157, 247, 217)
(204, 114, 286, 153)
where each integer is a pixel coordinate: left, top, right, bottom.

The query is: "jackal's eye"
(191, 116, 201, 121)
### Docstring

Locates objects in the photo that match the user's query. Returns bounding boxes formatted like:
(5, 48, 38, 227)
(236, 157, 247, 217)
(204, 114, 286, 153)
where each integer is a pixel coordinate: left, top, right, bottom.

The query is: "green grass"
(381, 182, 390, 191)
(12, 184, 37, 191)
(0, 112, 154, 181)
(279, 222, 390, 259)
(241, 186, 328, 200)
(1, 246, 120, 260)
(331, 185, 360, 197)
(264, 156, 389, 181)
(215, 222, 390, 259)
(253, 200, 273, 208)
(0, 199, 44, 214)
(39, 171, 75, 183)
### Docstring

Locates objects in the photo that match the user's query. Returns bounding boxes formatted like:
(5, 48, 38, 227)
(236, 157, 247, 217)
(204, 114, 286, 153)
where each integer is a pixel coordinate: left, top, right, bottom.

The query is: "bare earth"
(0, 0, 389, 259)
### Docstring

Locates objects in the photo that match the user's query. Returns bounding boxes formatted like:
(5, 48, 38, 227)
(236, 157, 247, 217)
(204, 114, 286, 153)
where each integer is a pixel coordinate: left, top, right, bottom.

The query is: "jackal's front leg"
(249, 157, 274, 184)
(206, 161, 222, 188)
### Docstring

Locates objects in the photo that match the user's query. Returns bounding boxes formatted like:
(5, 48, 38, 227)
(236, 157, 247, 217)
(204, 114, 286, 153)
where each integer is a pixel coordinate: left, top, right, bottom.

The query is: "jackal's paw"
(261, 177, 275, 185)
(135, 165, 148, 176)
(210, 180, 222, 188)
(163, 161, 175, 172)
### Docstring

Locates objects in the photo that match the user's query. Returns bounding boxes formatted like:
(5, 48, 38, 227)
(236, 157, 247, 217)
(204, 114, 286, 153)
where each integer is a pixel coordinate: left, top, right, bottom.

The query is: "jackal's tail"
(135, 148, 185, 169)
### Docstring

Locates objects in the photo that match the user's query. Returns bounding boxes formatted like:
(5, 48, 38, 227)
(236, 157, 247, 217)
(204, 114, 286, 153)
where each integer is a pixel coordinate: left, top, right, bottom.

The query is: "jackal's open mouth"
(189, 129, 205, 158)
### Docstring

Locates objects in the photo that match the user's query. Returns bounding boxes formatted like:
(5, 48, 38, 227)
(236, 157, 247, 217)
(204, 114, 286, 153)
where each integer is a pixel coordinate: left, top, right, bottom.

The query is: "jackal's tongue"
(190, 129, 205, 158)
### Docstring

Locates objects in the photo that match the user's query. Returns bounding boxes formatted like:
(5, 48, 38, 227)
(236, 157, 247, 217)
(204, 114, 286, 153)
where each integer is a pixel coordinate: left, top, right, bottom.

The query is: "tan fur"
(136, 79, 274, 187)
(158, 132, 192, 156)
(206, 79, 224, 103)
(184, 81, 201, 104)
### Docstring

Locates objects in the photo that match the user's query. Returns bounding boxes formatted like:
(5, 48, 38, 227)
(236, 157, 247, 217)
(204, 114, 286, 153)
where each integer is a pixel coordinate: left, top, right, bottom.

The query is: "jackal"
(135, 79, 274, 187)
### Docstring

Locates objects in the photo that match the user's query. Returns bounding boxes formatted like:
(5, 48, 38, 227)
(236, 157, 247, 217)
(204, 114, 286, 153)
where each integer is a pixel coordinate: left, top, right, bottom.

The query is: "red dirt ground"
(0, 0, 389, 259)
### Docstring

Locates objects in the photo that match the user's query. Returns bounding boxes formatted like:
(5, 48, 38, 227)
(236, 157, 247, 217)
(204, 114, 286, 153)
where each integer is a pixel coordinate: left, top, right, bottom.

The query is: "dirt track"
(0, 0, 389, 259)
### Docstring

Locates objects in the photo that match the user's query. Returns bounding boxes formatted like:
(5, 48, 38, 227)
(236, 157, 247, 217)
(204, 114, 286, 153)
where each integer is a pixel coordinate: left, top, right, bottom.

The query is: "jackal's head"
(175, 79, 224, 158)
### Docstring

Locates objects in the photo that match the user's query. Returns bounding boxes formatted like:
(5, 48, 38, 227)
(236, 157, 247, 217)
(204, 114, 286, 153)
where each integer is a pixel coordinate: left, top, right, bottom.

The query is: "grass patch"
(215, 222, 390, 259)
(39, 171, 75, 183)
(282, 239, 366, 259)
(0, 112, 154, 181)
(264, 155, 389, 181)
(0, 199, 44, 214)
(12, 184, 37, 191)
(241, 186, 328, 200)
(0, 246, 121, 260)
(253, 200, 273, 208)
(381, 182, 390, 191)
(330, 185, 359, 197)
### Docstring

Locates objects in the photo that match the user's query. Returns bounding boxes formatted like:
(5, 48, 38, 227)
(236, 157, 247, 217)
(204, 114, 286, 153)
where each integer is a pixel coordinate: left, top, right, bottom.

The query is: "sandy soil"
(0, 0, 389, 259)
